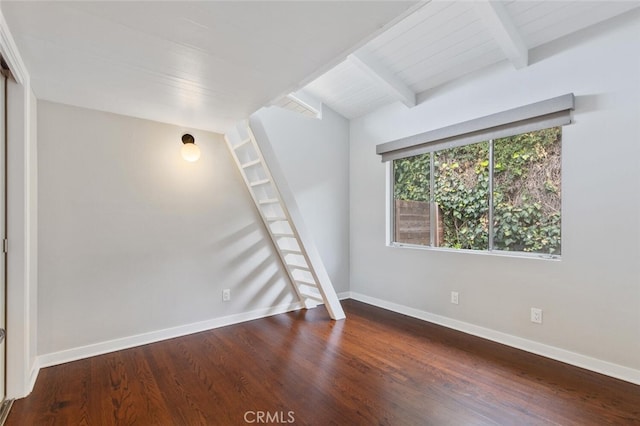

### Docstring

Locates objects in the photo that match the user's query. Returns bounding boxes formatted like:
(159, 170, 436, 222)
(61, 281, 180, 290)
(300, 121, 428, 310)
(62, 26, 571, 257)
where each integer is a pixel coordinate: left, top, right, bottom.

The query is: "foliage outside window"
(392, 127, 561, 256)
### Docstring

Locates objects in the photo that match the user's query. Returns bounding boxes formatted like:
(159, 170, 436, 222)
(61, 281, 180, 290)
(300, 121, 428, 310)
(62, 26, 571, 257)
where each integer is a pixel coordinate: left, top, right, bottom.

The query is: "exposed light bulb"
(181, 142, 200, 162)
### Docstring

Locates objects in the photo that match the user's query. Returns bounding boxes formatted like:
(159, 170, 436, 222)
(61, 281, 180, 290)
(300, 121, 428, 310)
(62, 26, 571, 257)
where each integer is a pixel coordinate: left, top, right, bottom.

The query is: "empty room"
(0, 1, 638, 425)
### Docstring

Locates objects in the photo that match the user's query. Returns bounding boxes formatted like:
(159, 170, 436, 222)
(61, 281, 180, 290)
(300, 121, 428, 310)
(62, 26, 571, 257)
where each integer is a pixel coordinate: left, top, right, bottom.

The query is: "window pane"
(434, 143, 489, 250)
(493, 127, 561, 255)
(393, 153, 431, 246)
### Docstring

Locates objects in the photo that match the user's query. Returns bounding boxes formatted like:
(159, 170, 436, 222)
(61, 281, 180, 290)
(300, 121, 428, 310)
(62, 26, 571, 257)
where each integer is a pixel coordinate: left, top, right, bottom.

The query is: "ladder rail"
(243, 128, 325, 309)
(225, 121, 345, 319)
(245, 125, 343, 316)
(248, 119, 345, 320)
(224, 134, 312, 308)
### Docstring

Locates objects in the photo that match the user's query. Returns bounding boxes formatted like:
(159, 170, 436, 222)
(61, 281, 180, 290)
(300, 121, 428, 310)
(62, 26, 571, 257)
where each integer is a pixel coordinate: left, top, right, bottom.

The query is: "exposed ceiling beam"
(272, 90, 322, 119)
(348, 52, 416, 108)
(474, 1, 528, 69)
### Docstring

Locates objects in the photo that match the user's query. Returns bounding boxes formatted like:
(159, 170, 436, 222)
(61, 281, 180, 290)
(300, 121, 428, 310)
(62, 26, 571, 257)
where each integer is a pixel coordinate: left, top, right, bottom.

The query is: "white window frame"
(381, 95, 574, 260)
(388, 137, 562, 260)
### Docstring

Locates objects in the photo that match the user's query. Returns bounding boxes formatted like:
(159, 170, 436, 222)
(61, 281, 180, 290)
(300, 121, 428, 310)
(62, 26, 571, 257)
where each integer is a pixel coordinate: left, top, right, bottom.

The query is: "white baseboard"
(37, 295, 351, 373)
(27, 362, 40, 394)
(337, 291, 351, 300)
(38, 301, 304, 369)
(348, 291, 640, 386)
(34, 293, 640, 389)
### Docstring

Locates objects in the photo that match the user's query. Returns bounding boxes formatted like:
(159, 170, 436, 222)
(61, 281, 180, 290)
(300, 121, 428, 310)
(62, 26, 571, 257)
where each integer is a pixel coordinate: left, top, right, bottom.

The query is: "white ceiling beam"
(474, 1, 528, 69)
(348, 52, 416, 108)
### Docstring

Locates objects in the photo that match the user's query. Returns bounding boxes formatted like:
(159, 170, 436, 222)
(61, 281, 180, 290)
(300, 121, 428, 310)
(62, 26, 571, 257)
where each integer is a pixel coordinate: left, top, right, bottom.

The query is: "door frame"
(0, 10, 38, 399)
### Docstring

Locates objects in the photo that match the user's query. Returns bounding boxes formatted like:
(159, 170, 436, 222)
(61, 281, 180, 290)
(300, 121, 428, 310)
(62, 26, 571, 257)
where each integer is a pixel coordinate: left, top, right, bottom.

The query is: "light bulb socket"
(182, 133, 195, 144)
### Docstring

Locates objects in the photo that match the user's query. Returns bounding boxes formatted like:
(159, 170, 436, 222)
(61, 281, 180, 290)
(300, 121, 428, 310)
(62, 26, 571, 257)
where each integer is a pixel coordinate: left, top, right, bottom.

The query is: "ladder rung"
(280, 248, 301, 254)
(258, 198, 280, 204)
(250, 179, 271, 187)
(299, 289, 323, 301)
(272, 232, 294, 237)
(233, 138, 252, 149)
(241, 159, 262, 168)
(296, 278, 317, 286)
(258, 198, 280, 205)
(303, 298, 320, 309)
(266, 216, 288, 222)
(289, 264, 310, 271)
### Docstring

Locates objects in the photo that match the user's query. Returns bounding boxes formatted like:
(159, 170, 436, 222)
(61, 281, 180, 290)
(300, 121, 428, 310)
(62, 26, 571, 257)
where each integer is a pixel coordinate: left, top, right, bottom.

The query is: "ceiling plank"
(474, 1, 528, 69)
(348, 51, 416, 108)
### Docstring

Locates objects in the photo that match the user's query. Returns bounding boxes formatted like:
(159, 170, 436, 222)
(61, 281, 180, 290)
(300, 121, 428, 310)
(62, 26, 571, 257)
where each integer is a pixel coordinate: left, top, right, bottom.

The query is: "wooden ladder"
(224, 120, 345, 320)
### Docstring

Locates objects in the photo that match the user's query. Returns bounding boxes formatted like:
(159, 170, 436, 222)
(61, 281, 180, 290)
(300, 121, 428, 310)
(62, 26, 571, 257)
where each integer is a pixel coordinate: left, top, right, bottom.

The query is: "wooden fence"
(395, 200, 443, 246)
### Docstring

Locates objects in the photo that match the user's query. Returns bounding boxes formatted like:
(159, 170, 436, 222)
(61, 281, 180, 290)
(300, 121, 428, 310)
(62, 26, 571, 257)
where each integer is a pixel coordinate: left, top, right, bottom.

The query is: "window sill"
(388, 242, 561, 261)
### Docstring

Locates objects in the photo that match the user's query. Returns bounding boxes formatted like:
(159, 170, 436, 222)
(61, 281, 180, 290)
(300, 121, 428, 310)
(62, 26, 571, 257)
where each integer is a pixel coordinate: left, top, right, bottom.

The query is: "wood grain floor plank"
(7, 300, 640, 425)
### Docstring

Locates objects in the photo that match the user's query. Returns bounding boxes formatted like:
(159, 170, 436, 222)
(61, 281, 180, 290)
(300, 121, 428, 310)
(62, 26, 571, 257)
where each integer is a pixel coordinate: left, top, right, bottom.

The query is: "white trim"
(38, 302, 304, 369)
(388, 241, 560, 261)
(25, 89, 37, 396)
(290, 90, 323, 120)
(385, 161, 393, 246)
(22, 73, 35, 394)
(336, 291, 351, 300)
(285, 94, 320, 118)
(0, 7, 34, 399)
(349, 292, 640, 386)
(0, 10, 28, 85)
(27, 361, 39, 394)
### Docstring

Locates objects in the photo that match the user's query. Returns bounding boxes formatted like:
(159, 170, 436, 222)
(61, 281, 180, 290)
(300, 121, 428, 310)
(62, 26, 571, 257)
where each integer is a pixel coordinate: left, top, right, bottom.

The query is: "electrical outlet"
(531, 307, 542, 324)
(222, 289, 231, 302)
(451, 291, 459, 305)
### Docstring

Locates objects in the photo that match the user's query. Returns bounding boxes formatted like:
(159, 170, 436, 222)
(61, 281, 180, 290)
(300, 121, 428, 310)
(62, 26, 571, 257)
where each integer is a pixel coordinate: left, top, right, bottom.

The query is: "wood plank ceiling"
(0, 1, 417, 133)
(2, 1, 638, 130)
(303, 1, 640, 119)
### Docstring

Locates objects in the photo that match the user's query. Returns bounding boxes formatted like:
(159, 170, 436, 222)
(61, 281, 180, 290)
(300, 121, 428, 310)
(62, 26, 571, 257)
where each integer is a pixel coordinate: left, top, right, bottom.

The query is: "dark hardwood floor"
(7, 300, 640, 425)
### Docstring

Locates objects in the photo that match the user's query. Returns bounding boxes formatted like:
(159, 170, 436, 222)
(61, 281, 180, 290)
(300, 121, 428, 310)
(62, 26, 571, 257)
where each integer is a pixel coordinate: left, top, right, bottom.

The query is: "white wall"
(350, 11, 640, 379)
(37, 101, 298, 360)
(252, 105, 350, 293)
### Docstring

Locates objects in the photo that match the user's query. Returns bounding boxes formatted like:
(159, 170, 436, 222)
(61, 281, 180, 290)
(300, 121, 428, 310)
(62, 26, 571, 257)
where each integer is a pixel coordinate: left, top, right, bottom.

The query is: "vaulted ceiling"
(304, 1, 640, 119)
(2, 1, 638, 133)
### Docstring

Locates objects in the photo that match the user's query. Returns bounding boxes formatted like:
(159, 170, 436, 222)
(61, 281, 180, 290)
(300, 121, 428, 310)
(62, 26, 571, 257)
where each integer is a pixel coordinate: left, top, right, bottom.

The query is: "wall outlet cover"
(531, 307, 543, 324)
